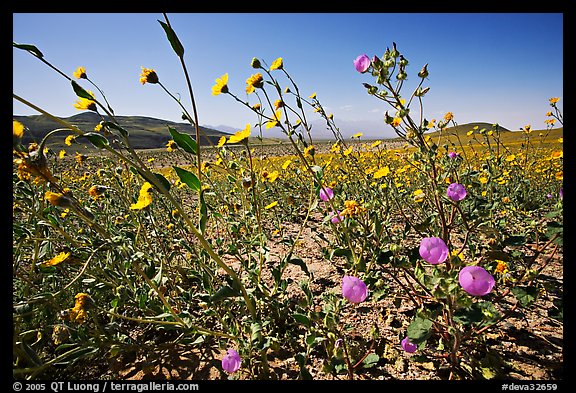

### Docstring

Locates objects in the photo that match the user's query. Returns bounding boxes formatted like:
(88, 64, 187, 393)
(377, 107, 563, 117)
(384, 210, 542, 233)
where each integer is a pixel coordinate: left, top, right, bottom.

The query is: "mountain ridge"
(13, 112, 232, 150)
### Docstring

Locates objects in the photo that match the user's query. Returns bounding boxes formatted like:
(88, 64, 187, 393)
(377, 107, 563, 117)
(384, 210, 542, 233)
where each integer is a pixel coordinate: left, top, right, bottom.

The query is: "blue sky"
(13, 13, 563, 139)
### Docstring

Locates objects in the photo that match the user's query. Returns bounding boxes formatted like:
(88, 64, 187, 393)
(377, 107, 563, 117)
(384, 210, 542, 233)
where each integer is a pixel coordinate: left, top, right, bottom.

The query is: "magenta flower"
(221, 349, 241, 373)
(330, 210, 344, 224)
(319, 187, 334, 202)
(419, 237, 449, 265)
(559, 187, 563, 200)
(342, 275, 368, 303)
(458, 266, 495, 296)
(447, 182, 467, 201)
(448, 151, 460, 159)
(401, 337, 417, 353)
(353, 54, 371, 73)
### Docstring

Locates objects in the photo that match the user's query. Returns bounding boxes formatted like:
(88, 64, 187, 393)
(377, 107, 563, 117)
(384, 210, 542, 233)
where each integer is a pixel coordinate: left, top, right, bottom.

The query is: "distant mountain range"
(13, 112, 232, 150)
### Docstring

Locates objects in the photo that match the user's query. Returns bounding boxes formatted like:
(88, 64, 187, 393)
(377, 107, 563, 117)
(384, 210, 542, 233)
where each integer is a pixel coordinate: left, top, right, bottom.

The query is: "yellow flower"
(479, 176, 488, 184)
(495, 260, 509, 275)
(373, 166, 390, 179)
(303, 146, 315, 158)
(88, 185, 107, 200)
(73, 66, 87, 79)
(341, 200, 364, 217)
(309, 92, 317, 99)
(451, 249, 464, 261)
(75, 152, 87, 164)
(505, 154, 516, 162)
(266, 110, 282, 129)
(549, 97, 560, 104)
(413, 189, 426, 203)
(94, 122, 103, 132)
(343, 146, 353, 156)
(444, 112, 454, 121)
(557, 137, 563, 143)
(523, 124, 532, 134)
(392, 117, 402, 127)
(140, 67, 159, 84)
(73, 91, 97, 111)
(58, 150, 66, 159)
(270, 57, 283, 70)
(42, 251, 71, 267)
(246, 73, 264, 94)
(166, 140, 177, 152)
(211, 73, 229, 96)
(466, 130, 474, 136)
(352, 132, 363, 139)
(217, 136, 227, 148)
(266, 171, 279, 182)
(371, 140, 382, 148)
(13, 120, 25, 139)
(45, 191, 73, 208)
(546, 111, 553, 117)
(427, 119, 436, 129)
(265, 201, 278, 209)
(274, 99, 284, 110)
(252, 103, 261, 111)
(130, 182, 153, 210)
(555, 171, 563, 181)
(282, 159, 292, 170)
(65, 135, 75, 146)
(551, 150, 563, 159)
(228, 124, 251, 144)
(68, 293, 91, 324)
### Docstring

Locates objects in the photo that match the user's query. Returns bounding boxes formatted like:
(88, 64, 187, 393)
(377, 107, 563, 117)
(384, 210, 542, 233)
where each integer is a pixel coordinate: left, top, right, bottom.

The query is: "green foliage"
(12, 15, 562, 381)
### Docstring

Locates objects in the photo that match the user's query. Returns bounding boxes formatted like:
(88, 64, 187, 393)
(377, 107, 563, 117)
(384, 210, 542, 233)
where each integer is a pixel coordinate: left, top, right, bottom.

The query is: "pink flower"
(330, 210, 344, 224)
(401, 337, 417, 353)
(319, 187, 334, 202)
(448, 151, 459, 159)
(221, 349, 241, 373)
(342, 275, 368, 303)
(353, 54, 371, 73)
(458, 266, 495, 296)
(419, 237, 449, 265)
(447, 182, 467, 201)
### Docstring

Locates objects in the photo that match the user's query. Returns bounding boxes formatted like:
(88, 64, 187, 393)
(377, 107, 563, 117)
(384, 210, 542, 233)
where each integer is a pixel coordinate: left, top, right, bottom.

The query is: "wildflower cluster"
(12, 16, 562, 381)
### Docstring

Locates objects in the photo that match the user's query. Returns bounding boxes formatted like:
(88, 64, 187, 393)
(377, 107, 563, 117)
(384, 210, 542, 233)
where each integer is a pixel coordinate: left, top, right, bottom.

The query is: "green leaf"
(362, 353, 380, 369)
(173, 166, 201, 191)
(502, 235, 526, 247)
(407, 315, 432, 344)
(169, 126, 197, 154)
(293, 313, 311, 327)
(511, 286, 539, 308)
(13, 42, 43, 58)
(158, 20, 185, 57)
(295, 353, 313, 380)
(330, 248, 353, 264)
(71, 80, 95, 101)
(288, 257, 311, 277)
(209, 286, 239, 302)
(81, 132, 109, 149)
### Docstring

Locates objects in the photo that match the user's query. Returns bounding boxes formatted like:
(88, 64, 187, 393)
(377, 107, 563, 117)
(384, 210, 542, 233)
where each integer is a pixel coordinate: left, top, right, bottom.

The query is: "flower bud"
(250, 57, 261, 68)
(415, 86, 430, 97)
(418, 64, 429, 78)
(399, 55, 409, 67)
